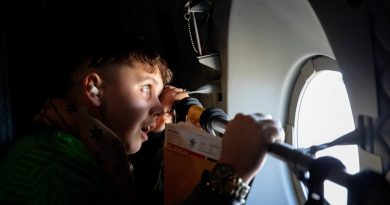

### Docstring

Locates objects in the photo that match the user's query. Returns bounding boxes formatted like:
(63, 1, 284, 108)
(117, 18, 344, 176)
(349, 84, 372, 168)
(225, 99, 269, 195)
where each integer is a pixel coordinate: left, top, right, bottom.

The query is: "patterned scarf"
(34, 98, 133, 200)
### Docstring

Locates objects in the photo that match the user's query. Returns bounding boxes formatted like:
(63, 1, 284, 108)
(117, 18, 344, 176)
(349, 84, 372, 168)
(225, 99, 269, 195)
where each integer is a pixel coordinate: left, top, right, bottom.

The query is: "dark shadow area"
(2, 0, 221, 138)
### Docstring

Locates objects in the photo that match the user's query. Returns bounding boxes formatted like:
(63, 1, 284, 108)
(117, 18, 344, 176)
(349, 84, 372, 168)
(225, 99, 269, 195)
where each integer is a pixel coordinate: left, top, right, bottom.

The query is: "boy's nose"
(150, 98, 164, 117)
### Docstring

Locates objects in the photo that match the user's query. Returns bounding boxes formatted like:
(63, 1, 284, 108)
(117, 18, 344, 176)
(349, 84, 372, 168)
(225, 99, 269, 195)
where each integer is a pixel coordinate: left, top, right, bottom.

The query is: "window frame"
(285, 55, 344, 204)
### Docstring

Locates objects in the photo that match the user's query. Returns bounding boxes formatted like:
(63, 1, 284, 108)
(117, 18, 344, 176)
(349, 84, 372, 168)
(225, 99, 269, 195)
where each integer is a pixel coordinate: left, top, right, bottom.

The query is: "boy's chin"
(126, 142, 142, 155)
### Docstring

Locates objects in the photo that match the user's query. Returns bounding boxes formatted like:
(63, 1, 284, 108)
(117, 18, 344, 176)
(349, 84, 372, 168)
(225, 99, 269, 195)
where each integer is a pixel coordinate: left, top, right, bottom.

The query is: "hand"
(218, 113, 285, 183)
(152, 86, 189, 133)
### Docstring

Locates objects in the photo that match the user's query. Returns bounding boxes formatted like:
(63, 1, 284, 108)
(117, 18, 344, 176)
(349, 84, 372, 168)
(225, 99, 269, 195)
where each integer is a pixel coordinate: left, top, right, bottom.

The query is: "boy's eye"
(141, 85, 151, 95)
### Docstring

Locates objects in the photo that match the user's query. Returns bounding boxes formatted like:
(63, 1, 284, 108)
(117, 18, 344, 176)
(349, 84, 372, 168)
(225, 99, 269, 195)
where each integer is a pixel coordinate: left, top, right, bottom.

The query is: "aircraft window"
(288, 56, 357, 205)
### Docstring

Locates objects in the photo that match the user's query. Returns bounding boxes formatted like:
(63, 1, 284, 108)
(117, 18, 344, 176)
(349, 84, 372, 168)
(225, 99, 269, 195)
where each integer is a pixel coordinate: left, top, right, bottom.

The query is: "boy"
(0, 38, 284, 204)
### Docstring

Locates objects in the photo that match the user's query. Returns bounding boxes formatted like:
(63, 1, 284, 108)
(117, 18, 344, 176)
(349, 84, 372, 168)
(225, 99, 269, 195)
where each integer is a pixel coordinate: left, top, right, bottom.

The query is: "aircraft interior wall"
(213, 0, 389, 204)
(213, 0, 334, 204)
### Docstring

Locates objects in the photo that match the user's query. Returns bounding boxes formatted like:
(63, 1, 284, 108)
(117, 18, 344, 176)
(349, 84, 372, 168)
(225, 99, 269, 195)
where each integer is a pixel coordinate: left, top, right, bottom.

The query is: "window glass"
(296, 70, 357, 205)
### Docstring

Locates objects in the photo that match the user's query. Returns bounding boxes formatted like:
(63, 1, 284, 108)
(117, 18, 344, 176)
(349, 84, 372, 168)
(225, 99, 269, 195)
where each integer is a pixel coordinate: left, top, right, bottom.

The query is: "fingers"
(161, 86, 188, 99)
(155, 86, 189, 132)
(255, 114, 285, 144)
(261, 120, 285, 144)
(219, 112, 285, 182)
(163, 85, 187, 95)
(152, 112, 173, 133)
(160, 86, 189, 113)
(250, 113, 272, 121)
(234, 112, 285, 145)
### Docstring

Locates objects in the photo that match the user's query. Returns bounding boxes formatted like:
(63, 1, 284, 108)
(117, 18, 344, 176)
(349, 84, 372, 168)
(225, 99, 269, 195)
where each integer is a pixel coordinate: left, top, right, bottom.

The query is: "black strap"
(305, 156, 345, 205)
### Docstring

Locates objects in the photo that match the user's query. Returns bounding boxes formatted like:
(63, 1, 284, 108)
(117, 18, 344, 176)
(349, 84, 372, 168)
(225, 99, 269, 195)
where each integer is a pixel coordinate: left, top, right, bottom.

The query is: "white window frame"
(285, 55, 353, 204)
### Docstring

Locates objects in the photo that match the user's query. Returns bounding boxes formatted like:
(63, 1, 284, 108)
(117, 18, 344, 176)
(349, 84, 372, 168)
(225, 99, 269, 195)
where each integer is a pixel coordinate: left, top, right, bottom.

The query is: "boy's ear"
(84, 73, 103, 106)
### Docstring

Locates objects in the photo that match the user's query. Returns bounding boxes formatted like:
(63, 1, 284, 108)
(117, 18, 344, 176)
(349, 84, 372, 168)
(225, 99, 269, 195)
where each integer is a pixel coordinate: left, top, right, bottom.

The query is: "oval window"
(289, 56, 357, 205)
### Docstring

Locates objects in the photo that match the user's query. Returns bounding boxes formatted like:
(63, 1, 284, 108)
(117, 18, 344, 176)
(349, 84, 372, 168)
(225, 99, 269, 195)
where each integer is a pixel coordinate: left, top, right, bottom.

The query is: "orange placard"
(164, 122, 221, 205)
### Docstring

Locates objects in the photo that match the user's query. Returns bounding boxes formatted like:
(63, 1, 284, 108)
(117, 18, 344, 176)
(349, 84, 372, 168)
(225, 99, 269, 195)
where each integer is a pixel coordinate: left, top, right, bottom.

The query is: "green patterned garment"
(0, 127, 121, 205)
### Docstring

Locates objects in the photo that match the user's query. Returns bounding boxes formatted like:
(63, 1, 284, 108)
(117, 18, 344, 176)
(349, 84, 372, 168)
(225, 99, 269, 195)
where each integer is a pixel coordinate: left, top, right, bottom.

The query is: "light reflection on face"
(99, 63, 164, 154)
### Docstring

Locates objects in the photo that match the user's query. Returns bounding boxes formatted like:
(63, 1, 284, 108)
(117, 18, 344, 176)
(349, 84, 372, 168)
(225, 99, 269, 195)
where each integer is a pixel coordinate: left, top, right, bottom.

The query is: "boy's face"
(100, 63, 164, 154)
